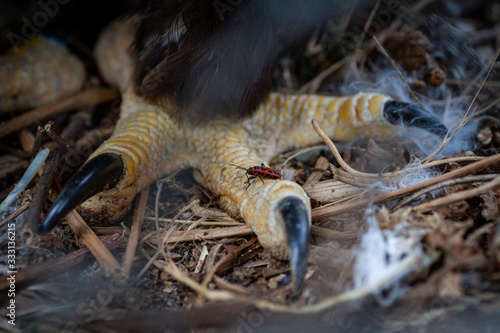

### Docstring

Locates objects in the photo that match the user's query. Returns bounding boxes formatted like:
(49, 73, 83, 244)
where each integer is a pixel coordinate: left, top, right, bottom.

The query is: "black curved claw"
(383, 101, 448, 137)
(278, 197, 310, 296)
(38, 153, 124, 234)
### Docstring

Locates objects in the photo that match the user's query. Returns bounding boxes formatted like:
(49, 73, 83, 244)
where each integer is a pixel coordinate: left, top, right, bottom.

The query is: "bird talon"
(38, 153, 124, 234)
(278, 197, 310, 296)
(383, 100, 448, 137)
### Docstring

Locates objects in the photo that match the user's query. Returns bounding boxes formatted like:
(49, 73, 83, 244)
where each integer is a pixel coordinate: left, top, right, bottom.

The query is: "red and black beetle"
(231, 163, 282, 189)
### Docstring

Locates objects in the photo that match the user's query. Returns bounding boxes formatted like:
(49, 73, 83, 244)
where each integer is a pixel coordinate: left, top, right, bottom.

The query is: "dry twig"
(0, 202, 30, 228)
(0, 88, 118, 139)
(122, 188, 149, 275)
(65, 210, 121, 273)
(145, 225, 254, 246)
(0, 234, 125, 292)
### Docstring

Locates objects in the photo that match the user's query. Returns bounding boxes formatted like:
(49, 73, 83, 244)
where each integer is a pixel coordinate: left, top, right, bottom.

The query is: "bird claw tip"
(278, 196, 310, 296)
(38, 153, 124, 234)
(383, 100, 448, 137)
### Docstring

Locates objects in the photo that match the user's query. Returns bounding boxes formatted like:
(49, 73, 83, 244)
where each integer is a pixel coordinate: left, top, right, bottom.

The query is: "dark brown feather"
(133, 0, 374, 124)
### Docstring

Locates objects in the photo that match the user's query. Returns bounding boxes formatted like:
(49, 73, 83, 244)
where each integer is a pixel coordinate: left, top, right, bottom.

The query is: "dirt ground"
(1, 0, 500, 332)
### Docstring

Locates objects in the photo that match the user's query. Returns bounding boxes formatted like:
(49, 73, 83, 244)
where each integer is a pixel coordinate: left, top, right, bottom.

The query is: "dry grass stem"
(312, 153, 500, 219)
(155, 259, 237, 301)
(143, 217, 243, 226)
(373, 36, 424, 108)
(423, 156, 484, 168)
(311, 119, 451, 191)
(395, 174, 499, 209)
(414, 176, 500, 212)
(190, 200, 235, 220)
(298, 58, 349, 93)
(311, 119, 367, 177)
(280, 145, 326, 173)
(358, 0, 382, 44)
(158, 200, 207, 253)
(144, 225, 254, 246)
(329, 166, 379, 187)
(122, 187, 149, 275)
(0, 202, 30, 228)
(424, 48, 500, 162)
(213, 275, 252, 295)
(204, 243, 224, 273)
(475, 96, 500, 115)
